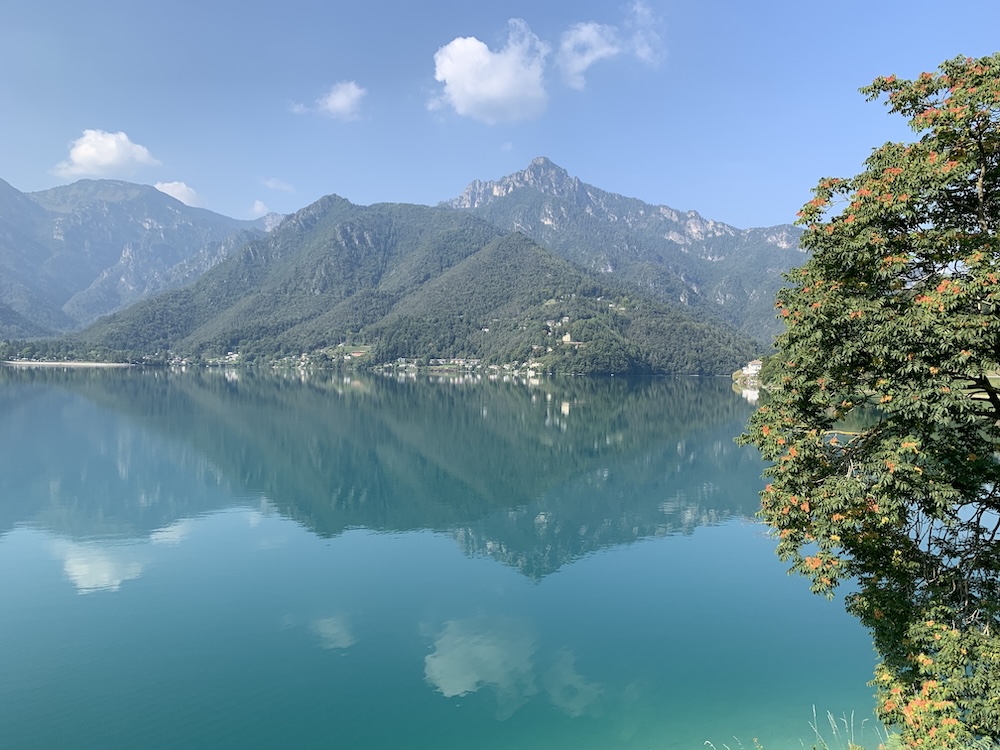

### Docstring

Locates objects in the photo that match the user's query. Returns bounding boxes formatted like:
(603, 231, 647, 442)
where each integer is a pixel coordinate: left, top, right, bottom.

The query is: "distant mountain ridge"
(445, 157, 803, 343)
(0, 178, 272, 336)
(0, 159, 808, 370)
(72, 195, 758, 375)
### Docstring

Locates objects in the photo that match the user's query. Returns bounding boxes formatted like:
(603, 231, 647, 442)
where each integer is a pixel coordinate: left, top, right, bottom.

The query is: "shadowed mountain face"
(446, 157, 805, 345)
(0, 368, 763, 578)
(0, 178, 267, 335)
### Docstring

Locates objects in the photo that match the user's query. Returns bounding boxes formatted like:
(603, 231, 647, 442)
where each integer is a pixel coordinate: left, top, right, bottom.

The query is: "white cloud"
(262, 177, 294, 192)
(430, 19, 549, 124)
(625, 1, 664, 66)
(557, 22, 621, 90)
(431, 9, 663, 119)
(54, 129, 161, 178)
(293, 81, 367, 121)
(318, 81, 367, 120)
(251, 199, 270, 217)
(154, 181, 199, 207)
(556, 4, 663, 90)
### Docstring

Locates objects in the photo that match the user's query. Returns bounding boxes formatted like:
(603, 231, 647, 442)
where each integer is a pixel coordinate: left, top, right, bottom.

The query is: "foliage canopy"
(742, 54, 1000, 748)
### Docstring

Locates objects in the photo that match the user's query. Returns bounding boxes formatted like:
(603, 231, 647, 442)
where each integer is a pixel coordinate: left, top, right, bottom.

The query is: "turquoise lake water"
(0, 368, 885, 749)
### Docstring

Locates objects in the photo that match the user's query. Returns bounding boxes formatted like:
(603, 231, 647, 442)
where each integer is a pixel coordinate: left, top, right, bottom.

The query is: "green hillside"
(70, 196, 757, 375)
(0, 178, 264, 333)
(447, 158, 804, 345)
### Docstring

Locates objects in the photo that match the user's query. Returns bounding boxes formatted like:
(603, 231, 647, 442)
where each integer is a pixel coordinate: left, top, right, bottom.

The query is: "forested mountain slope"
(0, 178, 266, 335)
(75, 195, 757, 375)
(446, 157, 804, 344)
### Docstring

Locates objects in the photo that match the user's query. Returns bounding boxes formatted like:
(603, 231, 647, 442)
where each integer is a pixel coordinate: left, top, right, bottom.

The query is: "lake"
(0, 367, 884, 749)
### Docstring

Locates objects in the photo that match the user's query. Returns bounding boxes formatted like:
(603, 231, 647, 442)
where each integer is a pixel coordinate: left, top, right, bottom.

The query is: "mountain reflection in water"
(0, 367, 887, 750)
(0, 368, 761, 576)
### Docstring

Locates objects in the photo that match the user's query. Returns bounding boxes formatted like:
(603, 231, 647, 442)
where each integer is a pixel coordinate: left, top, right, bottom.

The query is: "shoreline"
(1, 360, 132, 369)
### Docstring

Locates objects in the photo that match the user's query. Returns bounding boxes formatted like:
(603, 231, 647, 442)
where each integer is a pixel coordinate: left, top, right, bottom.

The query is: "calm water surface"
(0, 368, 883, 749)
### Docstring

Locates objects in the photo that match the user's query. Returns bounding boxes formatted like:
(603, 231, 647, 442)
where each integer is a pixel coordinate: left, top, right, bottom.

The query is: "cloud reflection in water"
(311, 616, 358, 650)
(424, 616, 602, 719)
(51, 540, 145, 594)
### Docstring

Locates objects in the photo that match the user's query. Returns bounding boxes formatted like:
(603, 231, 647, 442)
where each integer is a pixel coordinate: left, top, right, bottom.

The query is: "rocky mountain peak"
(446, 157, 584, 209)
(258, 212, 286, 232)
(28, 179, 156, 212)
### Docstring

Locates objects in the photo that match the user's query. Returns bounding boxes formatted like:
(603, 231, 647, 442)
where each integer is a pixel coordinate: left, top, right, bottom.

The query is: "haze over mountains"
(0, 178, 272, 337)
(0, 160, 804, 374)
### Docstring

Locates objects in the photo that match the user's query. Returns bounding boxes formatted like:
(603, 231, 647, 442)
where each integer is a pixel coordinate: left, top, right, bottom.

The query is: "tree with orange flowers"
(742, 54, 1000, 749)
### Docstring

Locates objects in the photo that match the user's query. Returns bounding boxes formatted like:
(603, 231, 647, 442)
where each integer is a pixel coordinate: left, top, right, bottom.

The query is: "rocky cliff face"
(448, 156, 787, 251)
(449, 157, 592, 208)
(445, 157, 805, 344)
(0, 179, 265, 335)
(2, 161, 802, 345)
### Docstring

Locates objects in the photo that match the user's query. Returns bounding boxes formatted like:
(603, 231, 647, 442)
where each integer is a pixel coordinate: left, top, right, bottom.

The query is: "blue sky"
(2, 0, 999, 228)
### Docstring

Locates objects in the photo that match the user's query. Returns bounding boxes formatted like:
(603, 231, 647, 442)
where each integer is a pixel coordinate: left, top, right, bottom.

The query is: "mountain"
(0, 179, 74, 335)
(0, 300, 51, 339)
(0, 178, 267, 335)
(2, 162, 795, 371)
(444, 157, 804, 344)
(73, 195, 757, 375)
